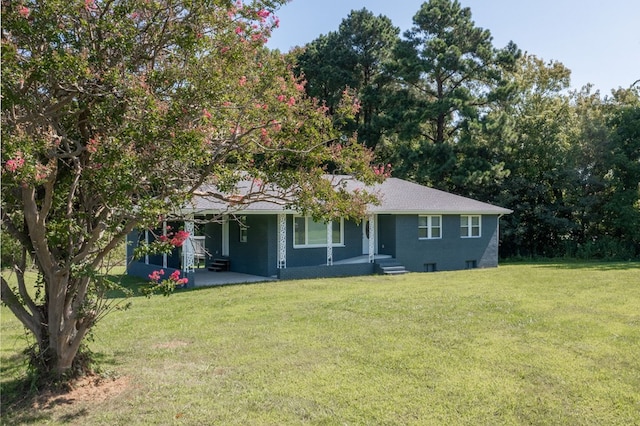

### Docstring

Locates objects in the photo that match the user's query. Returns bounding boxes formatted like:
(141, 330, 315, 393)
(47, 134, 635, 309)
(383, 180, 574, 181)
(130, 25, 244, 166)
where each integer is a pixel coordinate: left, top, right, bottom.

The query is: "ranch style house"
(126, 176, 512, 286)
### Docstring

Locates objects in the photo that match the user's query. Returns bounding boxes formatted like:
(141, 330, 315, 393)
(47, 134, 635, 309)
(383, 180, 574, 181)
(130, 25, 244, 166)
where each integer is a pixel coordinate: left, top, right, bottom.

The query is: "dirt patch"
(152, 340, 190, 349)
(33, 374, 130, 410)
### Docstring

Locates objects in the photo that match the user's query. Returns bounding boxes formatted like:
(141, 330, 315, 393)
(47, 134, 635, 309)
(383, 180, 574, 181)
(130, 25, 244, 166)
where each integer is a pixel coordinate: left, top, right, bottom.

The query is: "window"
(239, 216, 248, 242)
(460, 215, 481, 238)
(418, 215, 442, 239)
(424, 263, 437, 272)
(293, 216, 343, 247)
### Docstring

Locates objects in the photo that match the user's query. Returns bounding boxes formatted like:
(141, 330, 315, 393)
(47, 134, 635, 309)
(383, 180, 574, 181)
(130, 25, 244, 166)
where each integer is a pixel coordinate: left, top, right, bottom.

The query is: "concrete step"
(380, 265, 408, 275)
(208, 258, 230, 272)
(375, 257, 408, 275)
(381, 266, 406, 272)
(383, 269, 408, 275)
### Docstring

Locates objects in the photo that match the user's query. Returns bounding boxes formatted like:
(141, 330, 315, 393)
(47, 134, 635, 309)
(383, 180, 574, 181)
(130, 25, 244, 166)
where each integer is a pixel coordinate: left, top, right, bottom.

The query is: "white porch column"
(182, 220, 195, 273)
(144, 230, 149, 264)
(222, 215, 229, 256)
(162, 221, 168, 268)
(368, 214, 375, 263)
(327, 220, 333, 266)
(277, 213, 287, 269)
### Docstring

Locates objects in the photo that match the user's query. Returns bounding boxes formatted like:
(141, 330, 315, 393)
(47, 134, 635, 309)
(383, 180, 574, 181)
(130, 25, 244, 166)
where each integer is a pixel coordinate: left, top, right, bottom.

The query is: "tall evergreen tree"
(295, 8, 399, 148)
(385, 0, 519, 189)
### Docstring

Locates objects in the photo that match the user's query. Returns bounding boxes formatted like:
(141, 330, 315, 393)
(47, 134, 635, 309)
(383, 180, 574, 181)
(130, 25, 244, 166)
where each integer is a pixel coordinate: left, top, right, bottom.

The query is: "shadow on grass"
(0, 350, 118, 425)
(504, 259, 640, 271)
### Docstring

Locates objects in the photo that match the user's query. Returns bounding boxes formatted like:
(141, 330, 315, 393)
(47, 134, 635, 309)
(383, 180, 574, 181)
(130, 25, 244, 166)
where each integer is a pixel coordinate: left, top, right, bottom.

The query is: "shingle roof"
(348, 177, 512, 215)
(184, 176, 512, 215)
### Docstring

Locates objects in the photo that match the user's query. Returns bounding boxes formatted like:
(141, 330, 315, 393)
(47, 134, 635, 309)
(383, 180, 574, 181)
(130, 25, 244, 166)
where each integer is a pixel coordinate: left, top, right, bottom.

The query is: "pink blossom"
(277, 94, 286, 102)
(170, 230, 190, 247)
(257, 9, 270, 19)
(85, 0, 97, 12)
(5, 160, 18, 172)
(170, 270, 181, 281)
(5, 152, 25, 172)
(287, 97, 296, 107)
(87, 138, 99, 153)
(149, 269, 164, 282)
(235, 26, 243, 35)
(220, 46, 230, 54)
(203, 108, 212, 119)
(35, 164, 48, 181)
(18, 6, 30, 18)
(238, 76, 247, 86)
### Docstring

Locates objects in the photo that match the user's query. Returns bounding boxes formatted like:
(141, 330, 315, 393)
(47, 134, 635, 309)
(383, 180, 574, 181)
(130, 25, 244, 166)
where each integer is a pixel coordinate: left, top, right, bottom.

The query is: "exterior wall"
(377, 214, 396, 257)
(126, 228, 180, 270)
(394, 214, 501, 272)
(228, 214, 274, 277)
(284, 217, 362, 268)
(278, 263, 374, 280)
(127, 213, 504, 282)
(126, 229, 192, 287)
(203, 220, 222, 263)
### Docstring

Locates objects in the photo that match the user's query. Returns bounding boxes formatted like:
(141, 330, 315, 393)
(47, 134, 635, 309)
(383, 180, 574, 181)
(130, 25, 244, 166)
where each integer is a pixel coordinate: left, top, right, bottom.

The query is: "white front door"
(362, 219, 370, 255)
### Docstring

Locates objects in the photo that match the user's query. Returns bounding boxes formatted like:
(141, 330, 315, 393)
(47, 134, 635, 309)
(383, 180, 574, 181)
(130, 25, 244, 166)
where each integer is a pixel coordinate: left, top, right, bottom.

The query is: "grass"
(1, 262, 639, 425)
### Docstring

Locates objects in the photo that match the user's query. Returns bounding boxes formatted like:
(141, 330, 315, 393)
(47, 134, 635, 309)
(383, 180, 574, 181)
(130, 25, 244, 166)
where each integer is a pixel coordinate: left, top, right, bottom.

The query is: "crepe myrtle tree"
(1, 0, 380, 379)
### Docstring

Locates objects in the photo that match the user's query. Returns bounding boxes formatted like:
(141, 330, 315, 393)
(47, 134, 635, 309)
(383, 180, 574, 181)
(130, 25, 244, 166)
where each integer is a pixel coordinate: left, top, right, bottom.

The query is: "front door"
(362, 218, 371, 255)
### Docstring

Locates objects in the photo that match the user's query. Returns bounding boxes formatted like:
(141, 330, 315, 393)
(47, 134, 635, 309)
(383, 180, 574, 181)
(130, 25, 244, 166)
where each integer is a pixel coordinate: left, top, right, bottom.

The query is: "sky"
(267, 0, 640, 94)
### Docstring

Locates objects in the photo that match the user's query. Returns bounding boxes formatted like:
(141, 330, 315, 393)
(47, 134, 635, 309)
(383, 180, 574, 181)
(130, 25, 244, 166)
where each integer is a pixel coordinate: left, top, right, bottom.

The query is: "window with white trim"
(418, 215, 442, 239)
(460, 215, 481, 238)
(239, 216, 248, 242)
(293, 216, 343, 247)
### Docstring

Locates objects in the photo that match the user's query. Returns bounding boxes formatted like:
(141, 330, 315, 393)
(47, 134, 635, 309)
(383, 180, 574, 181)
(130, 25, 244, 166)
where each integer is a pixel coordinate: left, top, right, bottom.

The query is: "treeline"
(288, 0, 640, 260)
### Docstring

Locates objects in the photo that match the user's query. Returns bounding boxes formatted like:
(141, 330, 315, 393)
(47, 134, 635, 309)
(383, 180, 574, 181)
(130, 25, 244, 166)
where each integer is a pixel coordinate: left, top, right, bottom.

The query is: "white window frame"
(239, 216, 248, 243)
(418, 215, 442, 240)
(293, 216, 344, 248)
(460, 215, 481, 238)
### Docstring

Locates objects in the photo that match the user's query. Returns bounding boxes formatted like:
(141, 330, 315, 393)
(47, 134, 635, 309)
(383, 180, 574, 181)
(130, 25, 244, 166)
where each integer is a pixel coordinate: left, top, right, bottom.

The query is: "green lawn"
(2, 262, 639, 425)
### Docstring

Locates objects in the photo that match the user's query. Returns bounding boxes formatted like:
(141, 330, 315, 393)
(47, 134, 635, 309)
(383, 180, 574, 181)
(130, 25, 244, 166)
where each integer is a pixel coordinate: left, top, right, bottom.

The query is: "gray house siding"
(394, 214, 501, 272)
(203, 220, 222, 261)
(228, 214, 273, 277)
(377, 214, 397, 257)
(284, 217, 362, 267)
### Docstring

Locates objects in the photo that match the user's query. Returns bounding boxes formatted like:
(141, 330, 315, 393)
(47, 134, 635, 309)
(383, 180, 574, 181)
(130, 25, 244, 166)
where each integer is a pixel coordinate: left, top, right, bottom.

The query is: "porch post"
(144, 230, 149, 264)
(368, 214, 375, 263)
(222, 215, 229, 257)
(277, 213, 287, 269)
(182, 219, 195, 273)
(162, 221, 168, 268)
(327, 220, 333, 266)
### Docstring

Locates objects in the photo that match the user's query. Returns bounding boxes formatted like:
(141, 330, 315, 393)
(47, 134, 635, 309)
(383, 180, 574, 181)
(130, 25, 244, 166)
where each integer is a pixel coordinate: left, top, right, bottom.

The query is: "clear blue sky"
(267, 0, 640, 94)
